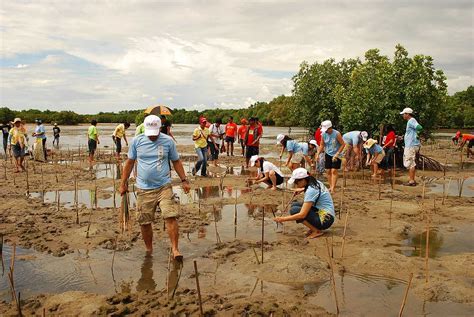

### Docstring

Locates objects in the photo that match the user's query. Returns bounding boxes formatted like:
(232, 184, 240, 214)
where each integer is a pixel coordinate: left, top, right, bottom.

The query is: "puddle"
(308, 272, 474, 316)
(392, 225, 473, 258)
(0, 202, 282, 301)
(428, 177, 474, 198)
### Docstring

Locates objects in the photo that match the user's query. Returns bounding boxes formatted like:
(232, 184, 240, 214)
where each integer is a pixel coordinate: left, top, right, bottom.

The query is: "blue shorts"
(289, 201, 334, 230)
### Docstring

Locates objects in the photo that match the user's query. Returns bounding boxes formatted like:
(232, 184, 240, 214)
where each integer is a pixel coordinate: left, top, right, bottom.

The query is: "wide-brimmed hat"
(13, 118, 22, 124)
(321, 120, 332, 133)
(144, 115, 161, 136)
(363, 138, 378, 149)
(288, 168, 310, 184)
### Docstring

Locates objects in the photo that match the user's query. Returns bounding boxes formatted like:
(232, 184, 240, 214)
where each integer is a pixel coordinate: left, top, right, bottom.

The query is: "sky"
(1, 0, 472, 114)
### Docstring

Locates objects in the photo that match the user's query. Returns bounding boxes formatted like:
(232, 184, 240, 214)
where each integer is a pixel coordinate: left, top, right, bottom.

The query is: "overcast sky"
(1, 0, 472, 114)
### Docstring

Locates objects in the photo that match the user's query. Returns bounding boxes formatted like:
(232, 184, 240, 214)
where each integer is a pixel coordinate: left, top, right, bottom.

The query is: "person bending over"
(248, 155, 284, 190)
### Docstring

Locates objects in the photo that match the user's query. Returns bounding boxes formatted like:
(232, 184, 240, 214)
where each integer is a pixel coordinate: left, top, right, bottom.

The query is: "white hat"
(250, 155, 260, 167)
(13, 118, 22, 123)
(288, 168, 310, 184)
(361, 131, 368, 141)
(400, 107, 413, 115)
(276, 133, 285, 144)
(144, 115, 162, 136)
(309, 140, 317, 146)
(321, 120, 332, 133)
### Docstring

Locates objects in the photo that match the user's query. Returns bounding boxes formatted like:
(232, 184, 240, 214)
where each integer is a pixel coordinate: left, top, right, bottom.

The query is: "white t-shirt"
(209, 124, 225, 145)
(258, 161, 283, 177)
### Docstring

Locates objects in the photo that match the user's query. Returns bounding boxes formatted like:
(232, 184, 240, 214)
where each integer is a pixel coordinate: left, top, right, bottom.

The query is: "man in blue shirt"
(401, 107, 422, 186)
(33, 119, 47, 160)
(119, 115, 190, 260)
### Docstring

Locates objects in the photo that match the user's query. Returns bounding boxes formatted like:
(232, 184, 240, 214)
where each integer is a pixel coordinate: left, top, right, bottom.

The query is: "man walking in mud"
(119, 115, 190, 260)
(401, 107, 422, 186)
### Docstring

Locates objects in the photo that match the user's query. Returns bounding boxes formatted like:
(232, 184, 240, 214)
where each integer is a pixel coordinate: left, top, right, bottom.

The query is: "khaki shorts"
(291, 152, 305, 164)
(373, 150, 385, 164)
(403, 146, 420, 169)
(136, 185, 179, 225)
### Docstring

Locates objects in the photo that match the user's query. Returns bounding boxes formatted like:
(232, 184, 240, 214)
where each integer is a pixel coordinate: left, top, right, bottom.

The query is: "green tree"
(0, 107, 16, 123)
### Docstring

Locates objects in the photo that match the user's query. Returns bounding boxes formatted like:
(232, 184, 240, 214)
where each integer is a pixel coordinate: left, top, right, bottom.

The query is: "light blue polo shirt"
(287, 140, 309, 155)
(128, 133, 179, 190)
(365, 143, 383, 156)
(322, 129, 342, 157)
(35, 125, 46, 139)
(343, 131, 361, 146)
(404, 118, 420, 148)
(304, 181, 335, 218)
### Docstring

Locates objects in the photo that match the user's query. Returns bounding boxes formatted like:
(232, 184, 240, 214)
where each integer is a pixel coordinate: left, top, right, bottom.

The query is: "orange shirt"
(462, 134, 474, 141)
(238, 125, 247, 140)
(225, 122, 238, 137)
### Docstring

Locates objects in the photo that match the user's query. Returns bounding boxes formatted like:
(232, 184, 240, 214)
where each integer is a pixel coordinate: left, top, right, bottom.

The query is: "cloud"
(0, 0, 472, 113)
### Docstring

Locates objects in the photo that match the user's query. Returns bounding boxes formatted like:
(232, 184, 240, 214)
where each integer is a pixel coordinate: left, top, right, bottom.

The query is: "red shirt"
(225, 122, 238, 137)
(314, 128, 322, 146)
(238, 125, 247, 140)
(245, 124, 263, 146)
(384, 131, 396, 148)
(462, 134, 474, 141)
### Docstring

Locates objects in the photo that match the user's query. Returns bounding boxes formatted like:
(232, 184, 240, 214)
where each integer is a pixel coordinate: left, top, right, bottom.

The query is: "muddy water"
(428, 177, 474, 198)
(308, 272, 474, 316)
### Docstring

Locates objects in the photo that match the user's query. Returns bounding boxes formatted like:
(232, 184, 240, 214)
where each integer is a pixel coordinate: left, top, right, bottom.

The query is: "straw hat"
(363, 138, 378, 149)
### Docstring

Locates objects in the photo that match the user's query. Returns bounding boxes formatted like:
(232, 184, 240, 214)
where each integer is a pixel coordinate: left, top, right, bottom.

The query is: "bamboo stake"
(8, 244, 18, 306)
(212, 205, 221, 244)
(261, 206, 265, 264)
(340, 211, 350, 258)
(425, 216, 430, 283)
(398, 273, 413, 317)
(74, 176, 79, 224)
(17, 291, 22, 317)
(378, 176, 382, 200)
(166, 248, 171, 299)
(56, 190, 60, 212)
(252, 247, 261, 264)
(325, 238, 340, 314)
(234, 190, 238, 226)
(25, 160, 29, 196)
(193, 260, 204, 316)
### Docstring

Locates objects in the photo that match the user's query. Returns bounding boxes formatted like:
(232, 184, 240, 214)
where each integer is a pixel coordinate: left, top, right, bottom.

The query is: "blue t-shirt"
(365, 143, 383, 156)
(304, 181, 335, 218)
(35, 125, 46, 139)
(287, 140, 309, 155)
(322, 129, 342, 157)
(404, 118, 420, 147)
(128, 133, 179, 190)
(343, 131, 361, 146)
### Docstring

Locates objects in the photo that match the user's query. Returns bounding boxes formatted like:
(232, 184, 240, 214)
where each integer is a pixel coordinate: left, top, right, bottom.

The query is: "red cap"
(240, 118, 248, 124)
(199, 117, 207, 124)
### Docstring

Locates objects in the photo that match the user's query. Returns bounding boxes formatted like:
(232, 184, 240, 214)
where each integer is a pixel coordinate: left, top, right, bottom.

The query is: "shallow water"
(428, 177, 474, 198)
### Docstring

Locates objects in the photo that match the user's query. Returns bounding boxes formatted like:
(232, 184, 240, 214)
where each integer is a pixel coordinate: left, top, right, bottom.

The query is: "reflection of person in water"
(136, 256, 157, 292)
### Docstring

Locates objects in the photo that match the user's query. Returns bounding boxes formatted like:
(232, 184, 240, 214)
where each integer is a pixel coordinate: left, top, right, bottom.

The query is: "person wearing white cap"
(315, 120, 345, 193)
(248, 155, 284, 190)
(277, 135, 317, 170)
(7, 118, 27, 172)
(119, 115, 190, 260)
(342, 130, 368, 171)
(400, 107, 423, 186)
(274, 168, 335, 238)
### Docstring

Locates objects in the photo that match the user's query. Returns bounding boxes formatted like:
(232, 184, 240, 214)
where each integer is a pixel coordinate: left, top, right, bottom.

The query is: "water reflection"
(136, 256, 156, 292)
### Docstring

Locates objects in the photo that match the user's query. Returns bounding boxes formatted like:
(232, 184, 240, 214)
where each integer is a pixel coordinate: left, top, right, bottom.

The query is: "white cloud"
(0, 0, 472, 113)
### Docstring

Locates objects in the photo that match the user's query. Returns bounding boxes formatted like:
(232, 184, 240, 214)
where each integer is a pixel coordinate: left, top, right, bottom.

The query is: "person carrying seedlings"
(192, 117, 210, 177)
(52, 123, 61, 147)
(224, 116, 238, 156)
(209, 118, 225, 166)
(401, 107, 422, 186)
(274, 168, 335, 238)
(342, 130, 368, 171)
(248, 155, 284, 190)
(459, 133, 474, 158)
(315, 120, 345, 193)
(119, 115, 190, 260)
(244, 117, 263, 168)
(87, 119, 100, 166)
(7, 118, 27, 172)
(277, 134, 314, 170)
(32, 119, 47, 161)
(238, 118, 248, 157)
(1, 120, 12, 158)
(112, 122, 130, 159)
(364, 138, 386, 177)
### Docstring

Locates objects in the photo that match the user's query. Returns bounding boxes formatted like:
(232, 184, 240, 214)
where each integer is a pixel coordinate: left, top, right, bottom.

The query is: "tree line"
(1, 44, 472, 135)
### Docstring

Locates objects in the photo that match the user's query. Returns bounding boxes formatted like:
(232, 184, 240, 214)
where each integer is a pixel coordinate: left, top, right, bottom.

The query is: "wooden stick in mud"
(398, 273, 413, 317)
(56, 190, 60, 212)
(193, 260, 204, 316)
(212, 205, 221, 244)
(261, 206, 265, 264)
(111, 236, 118, 284)
(74, 176, 79, 224)
(25, 160, 29, 196)
(166, 248, 172, 300)
(340, 211, 350, 258)
(325, 238, 340, 314)
(17, 291, 22, 317)
(40, 164, 44, 193)
(7, 244, 18, 306)
(3, 161, 7, 180)
(378, 176, 382, 200)
(425, 216, 430, 283)
(458, 177, 466, 198)
(234, 190, 238, 226)
(252, 247, 261, 264)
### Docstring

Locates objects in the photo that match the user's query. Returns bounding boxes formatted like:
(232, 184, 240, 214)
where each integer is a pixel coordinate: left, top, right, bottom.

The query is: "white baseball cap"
(309, 140, 318, 146)
(144, 115, 162, 136)
(321, 120, 332, 133)
(361, 131, 368, 141)
(400, 107, 413, 115)
(288, 168, 310, 184)
(276, 133, 285, 144)
(250, 155, 260, 166)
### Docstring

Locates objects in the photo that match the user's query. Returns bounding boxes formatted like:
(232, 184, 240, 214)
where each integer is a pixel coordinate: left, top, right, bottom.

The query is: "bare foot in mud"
(271, 186, 277, 191)
(306, 231, 325, 239)
(172, 249, 183, 262)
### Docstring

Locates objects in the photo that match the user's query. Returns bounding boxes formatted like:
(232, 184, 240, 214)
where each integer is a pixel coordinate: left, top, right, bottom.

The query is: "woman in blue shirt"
(277, 134, 317, 171)
(363, 138, 386, 177)
(274, 168, 335, 239)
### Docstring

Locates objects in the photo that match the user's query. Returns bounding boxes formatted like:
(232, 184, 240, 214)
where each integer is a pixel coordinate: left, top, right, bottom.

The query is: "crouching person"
(248, 155, 284, 190)
(274, 168, 335, 238)
(119, 115, 190, 260)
